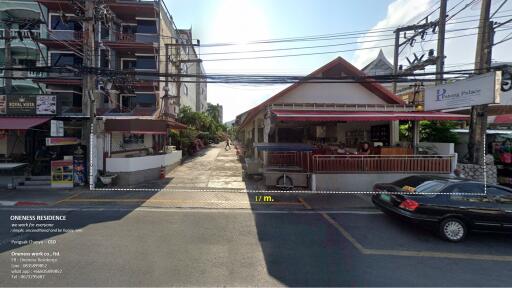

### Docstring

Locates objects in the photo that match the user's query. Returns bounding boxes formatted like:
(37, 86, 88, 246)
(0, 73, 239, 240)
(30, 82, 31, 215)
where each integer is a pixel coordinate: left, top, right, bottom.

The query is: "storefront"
(0, 94, 88, 188)
(96, 118, 186, 186)
(236, 57, 468, 191)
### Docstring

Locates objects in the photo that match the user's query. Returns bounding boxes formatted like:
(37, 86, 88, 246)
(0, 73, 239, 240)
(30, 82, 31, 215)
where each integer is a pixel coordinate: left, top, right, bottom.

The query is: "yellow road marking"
(53, 191, 83, 205)
(59, 198, 301, 205)
(299, 197, 512, 262)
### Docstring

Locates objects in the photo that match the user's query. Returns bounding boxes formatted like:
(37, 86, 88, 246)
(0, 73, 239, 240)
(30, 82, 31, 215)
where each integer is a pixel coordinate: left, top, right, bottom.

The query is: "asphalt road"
(1, 204, 512, 287)
(1, 146, 512, 286)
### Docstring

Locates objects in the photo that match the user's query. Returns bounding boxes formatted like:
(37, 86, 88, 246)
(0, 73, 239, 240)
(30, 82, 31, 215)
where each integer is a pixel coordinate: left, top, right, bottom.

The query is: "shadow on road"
(0, 180, 173, 254)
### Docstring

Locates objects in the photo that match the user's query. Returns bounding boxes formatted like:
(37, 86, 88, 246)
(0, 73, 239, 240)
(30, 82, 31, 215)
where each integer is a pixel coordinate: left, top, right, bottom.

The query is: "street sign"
(425, 71, 502, 111)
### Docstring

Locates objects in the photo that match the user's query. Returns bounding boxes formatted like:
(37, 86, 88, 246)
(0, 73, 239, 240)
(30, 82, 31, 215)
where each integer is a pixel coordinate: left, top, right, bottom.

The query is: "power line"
(201, 27, 512, 61)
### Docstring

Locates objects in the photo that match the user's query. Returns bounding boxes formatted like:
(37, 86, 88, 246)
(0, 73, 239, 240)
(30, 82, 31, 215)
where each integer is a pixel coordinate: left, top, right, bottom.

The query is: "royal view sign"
(425, 71, 502, 111)
(6, 94, 57, 115)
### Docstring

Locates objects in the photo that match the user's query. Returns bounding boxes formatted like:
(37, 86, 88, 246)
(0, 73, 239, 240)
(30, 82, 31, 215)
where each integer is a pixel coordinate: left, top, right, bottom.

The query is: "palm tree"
(206, 103, 221, 124)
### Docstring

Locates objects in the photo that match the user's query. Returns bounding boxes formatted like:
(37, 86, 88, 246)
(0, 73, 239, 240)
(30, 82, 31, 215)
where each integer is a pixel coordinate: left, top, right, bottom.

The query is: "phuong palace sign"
(425, 71, 502, 111)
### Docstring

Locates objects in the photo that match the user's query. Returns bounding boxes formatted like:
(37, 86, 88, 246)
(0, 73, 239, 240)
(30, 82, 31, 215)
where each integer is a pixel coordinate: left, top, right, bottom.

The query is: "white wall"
(106, 150, 182, 172)
(278, 81, 388, 105)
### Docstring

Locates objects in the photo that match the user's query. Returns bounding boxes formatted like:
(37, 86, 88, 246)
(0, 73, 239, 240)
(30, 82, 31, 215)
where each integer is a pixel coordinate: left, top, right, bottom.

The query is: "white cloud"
(353, 0, 435, 68)
(354, 0, 512, 77)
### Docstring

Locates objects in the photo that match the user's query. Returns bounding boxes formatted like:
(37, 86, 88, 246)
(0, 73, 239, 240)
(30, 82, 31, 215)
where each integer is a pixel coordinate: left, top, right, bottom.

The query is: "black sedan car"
(372, 175, 512, 242)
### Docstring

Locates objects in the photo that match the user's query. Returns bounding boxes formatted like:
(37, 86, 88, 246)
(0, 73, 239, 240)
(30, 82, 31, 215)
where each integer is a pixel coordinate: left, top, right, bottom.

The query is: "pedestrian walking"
(225, 137, 231, 151)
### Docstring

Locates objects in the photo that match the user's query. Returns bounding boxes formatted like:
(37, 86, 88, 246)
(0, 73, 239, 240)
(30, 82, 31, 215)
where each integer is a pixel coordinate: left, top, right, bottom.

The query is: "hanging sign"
(425, 71, 502, 111)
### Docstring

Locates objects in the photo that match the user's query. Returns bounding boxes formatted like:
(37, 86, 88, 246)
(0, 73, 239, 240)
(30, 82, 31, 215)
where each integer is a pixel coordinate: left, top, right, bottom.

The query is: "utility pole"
(468, 0, 492, 165)
(392, 29, 400, 94)
(4, 22, 12, 95)
(82, 0, 98, 187)
(392, 19, 438, 153)
(435, 0, 447, 85)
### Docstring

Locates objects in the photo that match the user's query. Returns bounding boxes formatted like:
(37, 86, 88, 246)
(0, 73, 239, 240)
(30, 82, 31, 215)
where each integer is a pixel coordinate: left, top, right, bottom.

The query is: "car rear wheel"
(439, 218, 467, 242)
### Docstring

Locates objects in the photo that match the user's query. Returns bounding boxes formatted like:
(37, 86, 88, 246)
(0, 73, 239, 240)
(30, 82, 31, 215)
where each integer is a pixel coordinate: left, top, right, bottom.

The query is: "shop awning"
(255, 143, 317, 152)
(104, 119, 168, 134)
(489, 114, 512, 124)
(271, 110, 469, 122)
(0, 117, 51, 130)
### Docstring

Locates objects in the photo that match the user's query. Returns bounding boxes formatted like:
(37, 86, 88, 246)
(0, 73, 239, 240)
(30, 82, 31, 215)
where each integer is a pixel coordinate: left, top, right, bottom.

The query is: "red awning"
(272, 110, 469, 122)
(491, 114, 512, 124)
(0, 117, 51, 130)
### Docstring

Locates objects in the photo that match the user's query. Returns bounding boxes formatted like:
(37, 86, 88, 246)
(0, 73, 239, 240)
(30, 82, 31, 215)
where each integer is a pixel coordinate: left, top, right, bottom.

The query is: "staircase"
(17, 176, 51, 189)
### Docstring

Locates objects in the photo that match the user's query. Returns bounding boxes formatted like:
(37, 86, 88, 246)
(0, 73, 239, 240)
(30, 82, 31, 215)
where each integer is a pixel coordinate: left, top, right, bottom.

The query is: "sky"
(164, 0, 512, 122)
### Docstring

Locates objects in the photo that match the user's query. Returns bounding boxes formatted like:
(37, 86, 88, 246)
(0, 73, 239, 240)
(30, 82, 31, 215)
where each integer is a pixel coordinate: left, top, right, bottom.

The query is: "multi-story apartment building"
(0, 0, 46, 96)
(0, 0, 204, 188)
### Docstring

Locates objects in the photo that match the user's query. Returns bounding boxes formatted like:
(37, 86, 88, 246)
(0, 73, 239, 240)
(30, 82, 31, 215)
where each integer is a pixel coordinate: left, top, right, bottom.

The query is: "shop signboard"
(425, 71, 502, 111)
(51, 120, 64, 137)
(6, 94, 57, 115)
(51, 159, 74, 188)
(36, 95, 57, 115)
(0, 95, 6, 114)
(46, 137, 80, 146)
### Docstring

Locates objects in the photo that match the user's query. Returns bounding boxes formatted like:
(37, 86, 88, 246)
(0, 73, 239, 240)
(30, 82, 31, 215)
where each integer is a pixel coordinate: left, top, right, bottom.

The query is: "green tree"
(420, 121, 459, 144)
(206, 103, 222, 124)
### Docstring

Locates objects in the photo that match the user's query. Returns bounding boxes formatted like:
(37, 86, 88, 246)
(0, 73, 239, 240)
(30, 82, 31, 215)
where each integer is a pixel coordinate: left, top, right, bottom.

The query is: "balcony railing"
(312, 154, 454, 174)
(0, 29, 41, 40)
(114, 32, 135, 42)
(266, 152, 454, 174)
(47, 31, 83, 41)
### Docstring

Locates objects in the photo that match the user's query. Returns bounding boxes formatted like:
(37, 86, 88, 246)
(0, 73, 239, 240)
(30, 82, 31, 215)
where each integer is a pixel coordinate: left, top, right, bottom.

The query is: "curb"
(0, 201, 48, 206)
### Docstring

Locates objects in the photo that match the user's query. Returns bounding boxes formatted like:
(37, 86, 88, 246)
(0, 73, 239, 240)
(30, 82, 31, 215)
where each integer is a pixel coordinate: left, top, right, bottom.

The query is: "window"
(182, 84, 188, 96)
(51, 53, 82, 67)
(54, 91, 82, 113)
(100, 49, 110, 68)
(135, 93, 156, 107)
(414, 181, 447, 195)
(121, 59, 136, 70)
(18, 59, 37, 67)
(122, 24, 136, 34)
(486, 187, 512, 204)
(136, 20, 157, 34)
(392, 176, 431, 188)
(136, 56, 156, 70)
(449, 183, 486, 201)
(50, 15, 79, 31)
(100, 23, 110, 40)
(121, 94, 155, 110)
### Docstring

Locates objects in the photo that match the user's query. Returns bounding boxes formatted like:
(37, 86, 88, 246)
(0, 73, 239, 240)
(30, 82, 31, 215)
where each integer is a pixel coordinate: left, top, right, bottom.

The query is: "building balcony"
(102, 32, 157, 53)
(37, 31, 83, 49)
(0, 68, 45, 93)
